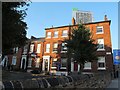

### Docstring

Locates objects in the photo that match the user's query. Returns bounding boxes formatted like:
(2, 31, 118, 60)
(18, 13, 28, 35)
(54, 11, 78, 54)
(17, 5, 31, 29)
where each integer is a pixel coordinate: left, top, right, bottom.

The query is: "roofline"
(45, 20, 111, 30)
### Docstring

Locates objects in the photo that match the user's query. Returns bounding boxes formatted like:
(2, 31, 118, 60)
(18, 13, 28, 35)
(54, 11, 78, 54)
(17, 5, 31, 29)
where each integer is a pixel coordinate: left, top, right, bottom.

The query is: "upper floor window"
(30, 44, 34, 53)
(53, 43, 58, 53)
(96, 26, 104, 34)
(84, 62, 91, 69)
(61, 58, 67, 69)
(97, 57, 106, 70)
(54, 31, 58, 38)
(97, 38, 104, 50)
(45, 43, 50, 53)
(46, 32, 51, 38)
(62, 30, 68, 37)
(36, 44, 41, 53)
(61, 42, 67, 53)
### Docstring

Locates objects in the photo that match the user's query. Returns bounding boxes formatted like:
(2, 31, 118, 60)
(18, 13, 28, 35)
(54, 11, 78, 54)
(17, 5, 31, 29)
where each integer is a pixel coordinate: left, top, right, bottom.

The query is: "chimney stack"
(72, 17, 75, 25)
(104, 15, 108, 21)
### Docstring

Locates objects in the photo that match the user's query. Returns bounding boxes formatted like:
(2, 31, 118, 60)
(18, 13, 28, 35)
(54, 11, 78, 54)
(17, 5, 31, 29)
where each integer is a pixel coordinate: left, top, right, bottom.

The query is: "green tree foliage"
(66, 24, 98, 70)
(2, 2, 30, 55)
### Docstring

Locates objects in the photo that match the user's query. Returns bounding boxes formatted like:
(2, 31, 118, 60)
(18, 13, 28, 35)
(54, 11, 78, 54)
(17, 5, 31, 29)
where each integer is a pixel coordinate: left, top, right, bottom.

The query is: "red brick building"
(41, 15, 113, 74)
(2, 47, 23, 70)
(23, 15, 113, 75)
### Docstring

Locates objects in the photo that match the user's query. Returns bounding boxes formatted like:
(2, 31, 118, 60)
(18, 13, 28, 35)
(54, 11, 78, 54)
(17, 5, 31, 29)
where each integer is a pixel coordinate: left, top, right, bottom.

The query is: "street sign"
(113, 49, 120, 65)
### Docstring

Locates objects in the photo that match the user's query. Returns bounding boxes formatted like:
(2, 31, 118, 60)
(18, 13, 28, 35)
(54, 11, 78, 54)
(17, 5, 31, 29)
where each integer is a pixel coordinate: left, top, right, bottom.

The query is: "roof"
(45, 20, 111, 30)
(30, 37, 45, 42)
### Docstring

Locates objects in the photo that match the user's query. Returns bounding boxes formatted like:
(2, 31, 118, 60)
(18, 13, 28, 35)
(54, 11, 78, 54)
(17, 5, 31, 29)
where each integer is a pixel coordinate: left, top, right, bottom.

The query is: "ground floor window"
(61, 58, 67, 69)
(84, 62, 91, 69)
(97, 57, 106, 70)
(35, 58, 40, 68)
(12, 56, 16, 65)
(51, 58, 57, 69)
(28, 58, 32, 67)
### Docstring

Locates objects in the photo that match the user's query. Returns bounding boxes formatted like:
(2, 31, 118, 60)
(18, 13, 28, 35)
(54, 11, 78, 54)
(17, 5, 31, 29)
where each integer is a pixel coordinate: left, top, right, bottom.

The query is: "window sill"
(36, 52, 40, 54)
(97, 68, 106, 70)
(53, 37, 58, 38)
(52, 51, 57, 53)
(35, 67, 39, 68)
(46, 37, 51, 39)
(96, 32, 104, 34)
(27, 66, 32, 68)
(97, 49, 105, 51)
(60, 67, 66, 69)
(84, 68, 92, 70)
(61, 36, 68, 38)
(44, 52, 50, 53)
(51, 67, 57, 69)
(61, 51, 67, 53)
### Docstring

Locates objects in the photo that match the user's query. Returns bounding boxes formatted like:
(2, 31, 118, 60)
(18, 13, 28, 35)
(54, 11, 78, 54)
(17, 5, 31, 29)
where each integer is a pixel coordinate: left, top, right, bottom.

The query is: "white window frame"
(36, 44, 41, 53)
(51, 58, 57, 69)
(12, 56, 16, 65)
(53, 31, 58, 38)
(61, 42, 67, 53)
(46, 32, 51, 38)
(84, 62, 91, 69)
(62, 30, 68, 37)
(52, 43, 58, 53)
(30, 44, 34, 53)
(97, 57, 106, 70)
(96, 26, 104, 34)
(60, 58, 67, 69)
(97, 38, 105, 51)
(45, 43, 50, 53)
(28, 58, 32, 67)
(35, 58, 40, 68)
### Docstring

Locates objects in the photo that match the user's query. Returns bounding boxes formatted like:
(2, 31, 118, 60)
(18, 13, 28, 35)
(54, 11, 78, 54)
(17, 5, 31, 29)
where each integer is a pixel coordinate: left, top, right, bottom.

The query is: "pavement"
(106, 70, 120, 90)
(107, 78, 118, 88)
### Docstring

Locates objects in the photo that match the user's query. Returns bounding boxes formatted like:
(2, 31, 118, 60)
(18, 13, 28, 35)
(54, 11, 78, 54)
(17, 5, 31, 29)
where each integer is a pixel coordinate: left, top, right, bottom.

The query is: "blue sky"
(24, 2, 118, 50)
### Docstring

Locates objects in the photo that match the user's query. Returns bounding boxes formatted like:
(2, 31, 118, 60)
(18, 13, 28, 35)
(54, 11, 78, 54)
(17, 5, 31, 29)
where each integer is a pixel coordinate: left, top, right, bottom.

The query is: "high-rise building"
(72, 8, 93, 24)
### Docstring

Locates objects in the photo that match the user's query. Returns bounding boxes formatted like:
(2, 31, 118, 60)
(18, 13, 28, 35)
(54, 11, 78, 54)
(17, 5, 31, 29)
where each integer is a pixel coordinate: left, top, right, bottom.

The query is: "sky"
(24, 2, 118, 50)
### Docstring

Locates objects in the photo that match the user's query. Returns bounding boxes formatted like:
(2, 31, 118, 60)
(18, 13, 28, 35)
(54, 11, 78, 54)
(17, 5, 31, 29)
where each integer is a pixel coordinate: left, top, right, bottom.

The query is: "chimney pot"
(104, 15, 108, 21)
(72, 17, 75, 25)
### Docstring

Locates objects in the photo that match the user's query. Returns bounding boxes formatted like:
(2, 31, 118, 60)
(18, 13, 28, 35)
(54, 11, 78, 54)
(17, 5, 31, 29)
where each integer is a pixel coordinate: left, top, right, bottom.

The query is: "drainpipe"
(25, 40, 31, 72)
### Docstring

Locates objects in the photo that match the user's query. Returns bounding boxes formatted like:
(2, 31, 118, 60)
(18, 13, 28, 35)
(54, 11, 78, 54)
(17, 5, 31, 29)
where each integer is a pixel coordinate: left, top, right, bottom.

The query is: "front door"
(45, 59, 48, 71)
(42, 56, 50, 71)
(22, 59, 25, 69)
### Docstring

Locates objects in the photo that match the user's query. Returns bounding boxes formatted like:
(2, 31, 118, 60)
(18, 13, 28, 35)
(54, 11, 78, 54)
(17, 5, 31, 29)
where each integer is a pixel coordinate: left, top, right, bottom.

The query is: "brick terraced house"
(2, 15, 113, 75)
(26, 15, 113, 75)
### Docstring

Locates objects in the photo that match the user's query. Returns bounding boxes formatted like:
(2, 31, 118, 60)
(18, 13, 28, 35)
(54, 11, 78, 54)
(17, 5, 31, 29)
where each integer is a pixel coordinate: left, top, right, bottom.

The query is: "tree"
(65, 24, 98, 72)
(2, 2, 30, 55)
